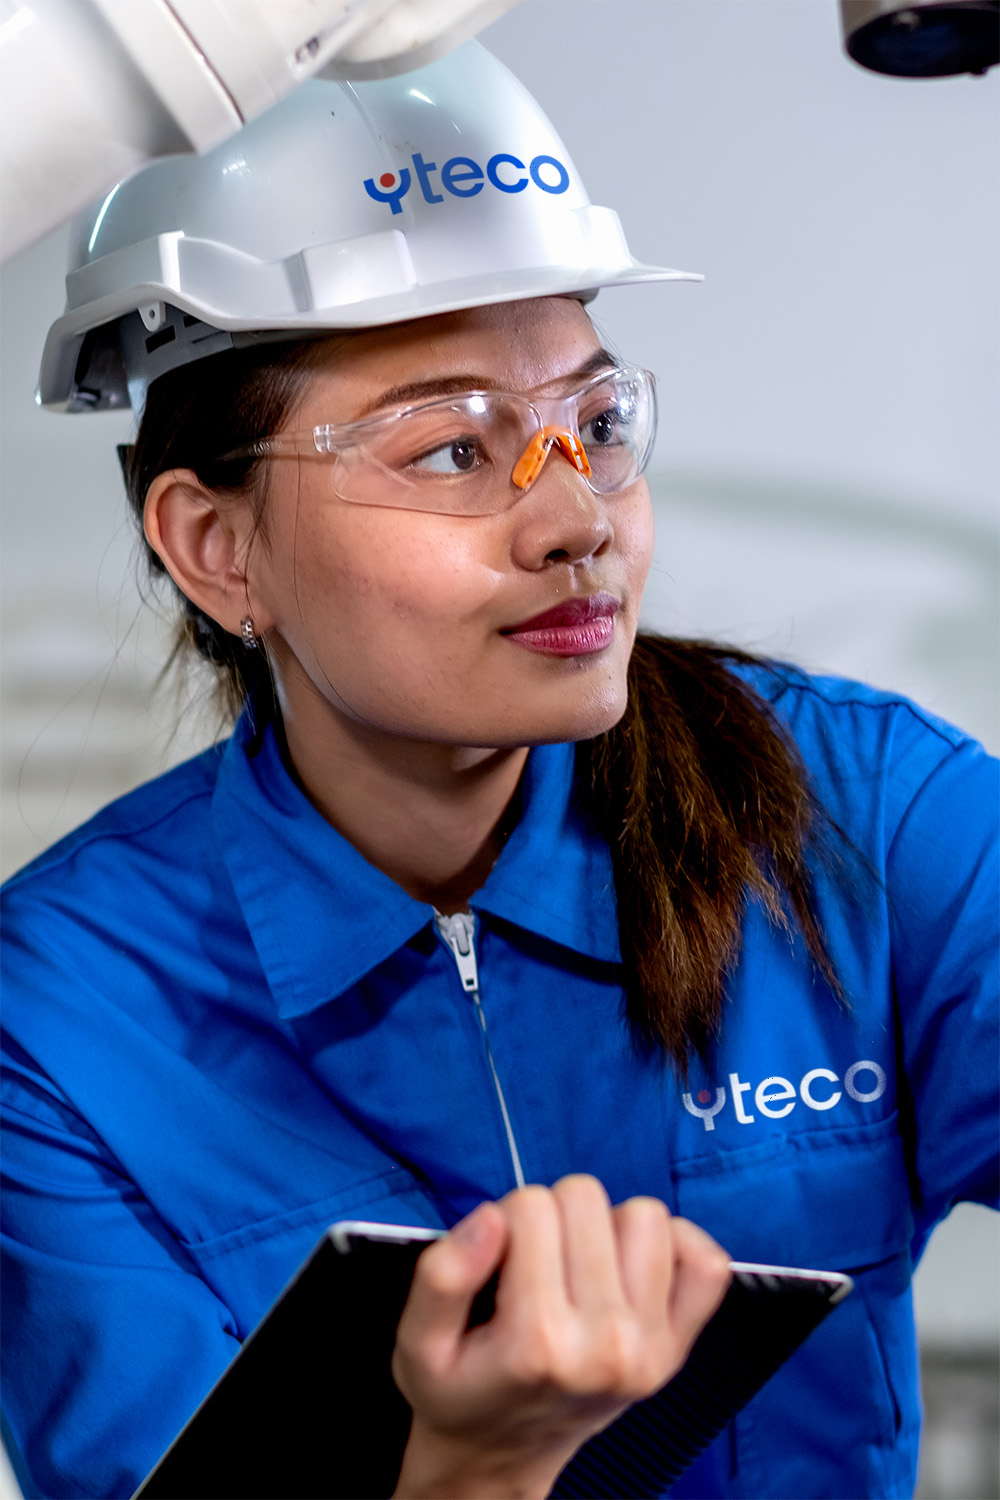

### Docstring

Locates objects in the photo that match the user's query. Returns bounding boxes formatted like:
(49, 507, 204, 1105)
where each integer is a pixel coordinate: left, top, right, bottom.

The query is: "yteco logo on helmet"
(364, 151, 571, 215)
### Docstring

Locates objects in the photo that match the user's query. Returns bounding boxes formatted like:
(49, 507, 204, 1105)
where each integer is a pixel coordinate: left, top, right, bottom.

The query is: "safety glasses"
(219, 364, 657, 516)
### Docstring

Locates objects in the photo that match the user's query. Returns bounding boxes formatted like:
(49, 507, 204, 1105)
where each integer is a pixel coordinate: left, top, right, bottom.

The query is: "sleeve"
(1, 1043, 240, 1500)
(883, 725, 999, 1246)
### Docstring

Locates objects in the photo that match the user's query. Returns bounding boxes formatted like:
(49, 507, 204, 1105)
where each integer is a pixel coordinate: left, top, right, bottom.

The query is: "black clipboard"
(134, 1221, 852, 1500)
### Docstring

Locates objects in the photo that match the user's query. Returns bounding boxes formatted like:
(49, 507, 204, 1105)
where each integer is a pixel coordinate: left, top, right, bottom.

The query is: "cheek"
(617, 485, 655, 600)
(268, 504, 501, 652)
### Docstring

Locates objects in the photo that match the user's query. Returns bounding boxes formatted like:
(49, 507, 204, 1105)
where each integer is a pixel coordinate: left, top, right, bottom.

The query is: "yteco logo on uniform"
(681, 1059, 888, 1131)
(364, 151, 571, 215)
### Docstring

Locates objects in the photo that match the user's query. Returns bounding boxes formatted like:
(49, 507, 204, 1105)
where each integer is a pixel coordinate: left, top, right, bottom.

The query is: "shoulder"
(1, 742, 231, 1102)
(732, 657, 971, 751)
(727, 658, 996, 844)
(1, 740, 227, 922)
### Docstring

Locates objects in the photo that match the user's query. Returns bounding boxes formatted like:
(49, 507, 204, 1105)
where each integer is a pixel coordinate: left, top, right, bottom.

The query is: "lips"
(501, 592, 620, 657)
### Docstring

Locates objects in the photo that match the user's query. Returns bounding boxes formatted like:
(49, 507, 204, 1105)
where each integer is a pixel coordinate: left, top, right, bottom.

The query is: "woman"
(3, 40, 997, 1500)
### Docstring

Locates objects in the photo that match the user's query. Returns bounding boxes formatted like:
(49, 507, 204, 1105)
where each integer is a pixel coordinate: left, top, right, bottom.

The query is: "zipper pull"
(434, 910, 479, 993)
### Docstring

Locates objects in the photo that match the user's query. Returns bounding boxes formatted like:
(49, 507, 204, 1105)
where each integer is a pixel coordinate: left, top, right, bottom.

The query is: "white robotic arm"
(0, 0, 518, 262)
(5, 0, 995, 264)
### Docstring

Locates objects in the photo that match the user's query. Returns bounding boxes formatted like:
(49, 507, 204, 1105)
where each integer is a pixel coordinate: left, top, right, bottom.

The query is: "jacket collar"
(469, 737, 620, 965)
(213, 713, 620, 1020)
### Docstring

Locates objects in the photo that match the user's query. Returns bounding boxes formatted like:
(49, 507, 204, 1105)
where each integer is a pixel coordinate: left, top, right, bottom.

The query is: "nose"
(509, 454, 614, 572)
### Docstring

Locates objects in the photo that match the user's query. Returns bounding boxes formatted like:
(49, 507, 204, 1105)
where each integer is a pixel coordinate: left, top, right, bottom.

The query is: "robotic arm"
(0, 0, 519, 261)
(2, 0, 996, 264)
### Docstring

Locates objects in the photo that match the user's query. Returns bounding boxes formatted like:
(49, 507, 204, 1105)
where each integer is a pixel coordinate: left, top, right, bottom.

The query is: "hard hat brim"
(38, 257, 701, 412)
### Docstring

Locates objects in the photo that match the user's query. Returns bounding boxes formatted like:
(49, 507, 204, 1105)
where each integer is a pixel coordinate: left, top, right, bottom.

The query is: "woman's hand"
(391, 1175, 730, 1500)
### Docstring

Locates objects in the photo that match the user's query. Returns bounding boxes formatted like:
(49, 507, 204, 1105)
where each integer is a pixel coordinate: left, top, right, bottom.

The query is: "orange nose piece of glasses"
(511, 426, 593, 490)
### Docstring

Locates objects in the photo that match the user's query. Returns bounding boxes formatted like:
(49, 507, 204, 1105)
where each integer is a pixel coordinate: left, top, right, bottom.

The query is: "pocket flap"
(673, 1113, 914, 1269)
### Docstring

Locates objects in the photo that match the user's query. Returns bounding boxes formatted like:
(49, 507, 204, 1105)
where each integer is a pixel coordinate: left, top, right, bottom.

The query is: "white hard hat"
(39, 40, 699, 415)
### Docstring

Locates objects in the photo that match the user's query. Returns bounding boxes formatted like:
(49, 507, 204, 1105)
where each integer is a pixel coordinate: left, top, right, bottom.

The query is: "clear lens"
(256, 366, 657, 516)
(333, 394, 531, 514)
(575, 369, 655, 495)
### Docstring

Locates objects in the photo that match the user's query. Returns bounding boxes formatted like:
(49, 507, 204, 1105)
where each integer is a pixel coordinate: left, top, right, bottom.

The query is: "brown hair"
(123, 339, 334, 724)
(577, 635, 842, 1066)
(124, 343, 841, 1071)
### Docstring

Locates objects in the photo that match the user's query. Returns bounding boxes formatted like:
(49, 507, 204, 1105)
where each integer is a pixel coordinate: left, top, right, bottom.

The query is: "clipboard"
(134, 1220, 852, 1500)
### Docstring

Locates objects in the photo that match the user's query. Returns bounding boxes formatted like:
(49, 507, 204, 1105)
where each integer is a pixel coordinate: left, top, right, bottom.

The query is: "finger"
(664, 1217, 732, 1356)
(552, 1174, 625, 1311)
(395, 1203, 508, 1374)
(612, 1195, 674, 1324)
(493, 1184, 568, 1318)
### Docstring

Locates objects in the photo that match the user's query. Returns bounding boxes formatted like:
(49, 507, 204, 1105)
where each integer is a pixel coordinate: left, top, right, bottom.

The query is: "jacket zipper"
(434, 910, 526, 1191)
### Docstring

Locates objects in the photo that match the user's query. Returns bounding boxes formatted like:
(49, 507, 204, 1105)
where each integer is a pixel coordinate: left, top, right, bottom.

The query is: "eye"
(586, 408, 619, 446)
(412, 438, 484, 475)
(581, 404, 630, 448)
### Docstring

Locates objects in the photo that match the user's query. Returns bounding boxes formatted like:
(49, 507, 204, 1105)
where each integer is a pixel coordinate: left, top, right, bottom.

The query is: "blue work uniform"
(1, 663, 997, 1499)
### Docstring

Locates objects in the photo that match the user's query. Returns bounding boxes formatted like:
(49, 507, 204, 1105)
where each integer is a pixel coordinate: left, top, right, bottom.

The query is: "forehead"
(290, 298, 604, 425)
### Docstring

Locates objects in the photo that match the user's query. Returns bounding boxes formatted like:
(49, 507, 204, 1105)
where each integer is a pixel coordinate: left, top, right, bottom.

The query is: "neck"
(278, 690, 529, 915)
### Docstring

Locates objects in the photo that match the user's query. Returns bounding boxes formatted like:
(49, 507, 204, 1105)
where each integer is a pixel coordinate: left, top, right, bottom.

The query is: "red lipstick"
(501, 592, 620, 657)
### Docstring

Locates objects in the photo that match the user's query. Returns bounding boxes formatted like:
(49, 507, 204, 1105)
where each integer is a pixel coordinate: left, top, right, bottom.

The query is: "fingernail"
(452, 1206, 489, 1248)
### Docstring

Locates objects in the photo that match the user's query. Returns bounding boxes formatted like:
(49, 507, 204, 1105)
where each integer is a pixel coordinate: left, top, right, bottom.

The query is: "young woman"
(3, 41, 997, 1500)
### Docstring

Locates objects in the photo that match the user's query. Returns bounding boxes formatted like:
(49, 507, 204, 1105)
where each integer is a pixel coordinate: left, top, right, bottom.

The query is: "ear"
(143, 469, 274, 640)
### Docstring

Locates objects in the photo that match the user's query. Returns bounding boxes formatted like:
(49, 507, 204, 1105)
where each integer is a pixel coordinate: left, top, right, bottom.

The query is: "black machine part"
(841, 0, 999, 77)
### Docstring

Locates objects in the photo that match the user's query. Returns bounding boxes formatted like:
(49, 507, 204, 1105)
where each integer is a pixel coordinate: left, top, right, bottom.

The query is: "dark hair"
(122, 339, 334, 724)
(124, 342, 841, 1071)
(577, 635, 841, 1065)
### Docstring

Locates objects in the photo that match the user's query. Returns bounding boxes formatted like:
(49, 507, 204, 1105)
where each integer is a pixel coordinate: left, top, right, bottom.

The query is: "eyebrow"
(355, 348, 619, 418)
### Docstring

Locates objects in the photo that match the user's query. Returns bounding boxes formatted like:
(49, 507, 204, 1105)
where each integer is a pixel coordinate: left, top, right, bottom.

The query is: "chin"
(503, 682, 630, 748)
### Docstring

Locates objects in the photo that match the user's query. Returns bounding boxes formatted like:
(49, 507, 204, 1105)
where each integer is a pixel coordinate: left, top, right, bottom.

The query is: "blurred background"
(1, 2, 997, 1495)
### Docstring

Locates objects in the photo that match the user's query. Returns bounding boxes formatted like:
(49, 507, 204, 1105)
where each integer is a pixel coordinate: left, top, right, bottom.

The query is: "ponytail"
(578, 634, 842, 1069)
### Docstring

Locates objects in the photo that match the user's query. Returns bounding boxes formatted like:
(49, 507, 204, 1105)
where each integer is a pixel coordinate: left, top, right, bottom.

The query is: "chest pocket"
(179, 1164, 445, 1339)
(672, 1111, 913, 1270)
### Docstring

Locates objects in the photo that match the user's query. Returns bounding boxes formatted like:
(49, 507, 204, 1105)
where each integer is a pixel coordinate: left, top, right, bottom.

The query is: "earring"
(240, 617, 260, 651)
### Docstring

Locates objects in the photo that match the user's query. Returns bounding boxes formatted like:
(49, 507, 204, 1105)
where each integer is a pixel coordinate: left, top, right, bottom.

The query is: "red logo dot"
(697, 1089, 712, 1104)
(379, 172, 395, 188)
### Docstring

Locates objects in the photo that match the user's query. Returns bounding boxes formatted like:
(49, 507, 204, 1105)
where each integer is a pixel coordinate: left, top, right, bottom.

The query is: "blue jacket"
(2, 663, 997, 1499)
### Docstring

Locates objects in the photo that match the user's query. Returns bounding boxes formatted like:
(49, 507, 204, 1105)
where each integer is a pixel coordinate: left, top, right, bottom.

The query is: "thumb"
(395, 1203, 507, 1374)
(666, 1217, 732, 1357)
